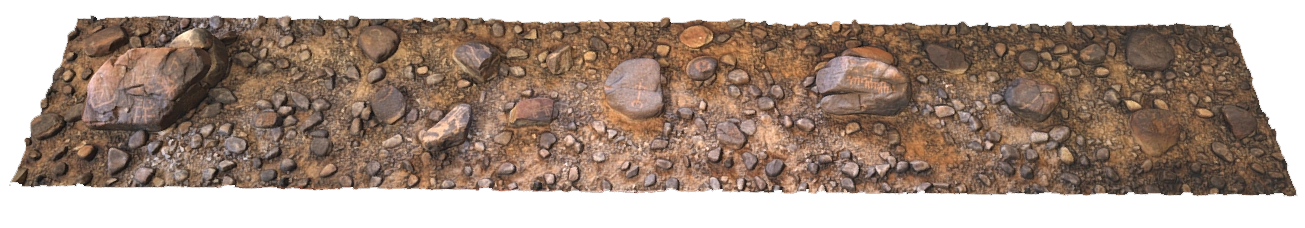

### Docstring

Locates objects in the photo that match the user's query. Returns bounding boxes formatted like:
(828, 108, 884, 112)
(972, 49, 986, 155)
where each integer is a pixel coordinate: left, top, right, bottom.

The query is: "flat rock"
(684, 56, 717, 81)
(1004, 78, 1059, 122)
(357, 26, 400, 63)
(30, 113, 64, 140)
(80, 26, 126, 57)
(421, 104, 471, 151)
(133, 167, 154, 185)
(603, 59, 664, 120)
(840, 46, 895, 65)
(252, 111, 282, 128)
(508, 98, 556, 127)
(1130, 109, 1181, 156)
(716, 122, 747, 149)
(814, 56, 911, 115)
(925, 44, 969, 74)
(1222, 106, 1256, 139)
(1125, 29, 1175, 71)
(452, 42, 501, 83)
(107, 148, 129, 174)
(369, 85, 406, 125)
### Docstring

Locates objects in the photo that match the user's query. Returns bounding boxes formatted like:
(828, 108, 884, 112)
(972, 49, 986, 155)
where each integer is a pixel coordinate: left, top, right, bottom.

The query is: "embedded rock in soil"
(357, 25, 400, 63)
(30, 113, 64, 140)
(685, 56, 717, 81)
(1130, 109, 1181, 156)
(1004, 78, 1059, 122)
(1222, 106, 1257, 139)
(370, 85, 407, 125)
(604, 58, 664, 120)
(452, 41, 502, 83)
(679, 25, 714, 48)
(546, 46, 572, 75)
(421, 104, 471, 151)
(80, 26, 126, 57)
(508, 98, 556, 127)
(814, 56, 911, 115)
(841, 46, 895, 65)
(1125, 29, 1175, 71)
(925, 44, 969, 74)
(716, 121, 747, 149)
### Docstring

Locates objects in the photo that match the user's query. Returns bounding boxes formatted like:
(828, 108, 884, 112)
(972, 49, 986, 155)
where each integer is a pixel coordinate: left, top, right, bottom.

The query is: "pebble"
(841, 162, 860, 177)
(934, 105, 955, 118)
(1125, 29, 1175, 71)
(358, 26, 400, 63)
(604, 59, 664, 119)
(224, 136, 247, 153)
(796, 118, 815, 132)
(30, 114, 64, 140)
(1222, 106, 1257, 139)
(107, 148, 129, 174)
(685, 56, 718, 81)
(421, 104, 471, 151)
(1058, 147, 1075, 165)
(726, 69, 750, 85)
(280, 159, 297, 172)
(910, 160, 931, 172)
(133, 167, 154, 186)
(1130, 109, 1181, 156)
(1196, 108, 1214, 118)
(716, 122, 747, 149)
(679, 25, 713, 48)
(1095, 148, 1111, 161)
(508, 98, 556, 127)
(742, 152, 759, 170)
(643, 173, 657, 187)
(655, 159, 673, 170)
(1210, 142, 1234, 162)
(260, 169, 277, 182)
(1005, 78, 1059, 121)
(925, 44, 969, 74)
(497, 163, 517, 175)
(1018, 50, 1039, 72)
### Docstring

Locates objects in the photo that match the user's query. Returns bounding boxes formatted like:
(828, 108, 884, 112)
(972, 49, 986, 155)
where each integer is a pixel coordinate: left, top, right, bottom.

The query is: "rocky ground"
(13, 16, 1295, 195)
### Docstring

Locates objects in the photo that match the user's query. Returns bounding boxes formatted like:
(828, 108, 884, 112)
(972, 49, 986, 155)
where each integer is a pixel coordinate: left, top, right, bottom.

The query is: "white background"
(1, 0, 1301, 227)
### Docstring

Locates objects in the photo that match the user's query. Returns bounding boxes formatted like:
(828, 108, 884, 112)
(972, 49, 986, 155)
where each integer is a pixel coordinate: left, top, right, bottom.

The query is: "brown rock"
(251, 111, 282, 128)
(80, 26, 126, 57)
(1130, 109, 1181, 156)
(1222, 106, 1257, 139)
(133, 167, 155, 186)
(546, 46, 572, 75)
(814, 56, 911, 115)
(508, 98, 556, 127)
(841, 46, 895, 65)
(604, 58, 664, 120)
(1125, 29, 1175, 71)
(1018, 50, 1039, 72)
(679, 25, 713, 48)
(1079, 44, 1106, 65)
(421, 104, 471, 151)
(925, 44, 969, 74)
(452, 42, 502, 83)
(357, 25, 400, 63)
(369, 85, 406, 125)
(1004, 78, 1059, 122)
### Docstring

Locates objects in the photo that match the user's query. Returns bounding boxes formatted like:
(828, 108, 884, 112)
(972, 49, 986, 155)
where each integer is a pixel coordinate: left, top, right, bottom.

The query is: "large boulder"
(814, 56, 911, 115)
(83, 29, 229, 131)
(604, 58, 665, 120)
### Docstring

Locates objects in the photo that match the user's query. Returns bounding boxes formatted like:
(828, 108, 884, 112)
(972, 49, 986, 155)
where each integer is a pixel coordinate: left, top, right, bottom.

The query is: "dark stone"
(1222, 106, 1257, 139)
(252, 111, 282, 128)
(1018, 50, 1039, 71)
(369, 85, 407, 125)
(1125, 29, 1175, 71)
(814, 56, 912, 115)
(716, 122, 747, 149)
(80, 26, 126, 57)
(496, 163, 516, 175)
(107, 148, 129, 174)
(765, 159, 784, 177)
(841, 162, 860, 177)
(1004, 78, 1059, 122)
(30, 113, 64, 140)
(604, 58, 664, 120)
(643, 173, 657, 187)
(1210, 142, 1234, 162)
(133, 167, 155, 186)
(223, 137, 247, 154)
(260, 169, 277, 182)
(538, 132, 557, 149)
(685, 56, 717, 81)
(1079, 44, 1106, 65)
(357, 26, 400, 63)
(742, 152, 758, 170)
(309, 137, 332, 156)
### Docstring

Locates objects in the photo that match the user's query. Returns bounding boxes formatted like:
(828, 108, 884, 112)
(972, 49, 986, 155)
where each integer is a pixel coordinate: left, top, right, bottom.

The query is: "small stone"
(1049, 126, 1070, 142)
(1005, 78, 1059, 122)
(496, 163, 516, 176)
(795, 118, 815, 132)
(841, 162, 860, 177)
(716, 122, 747, 149)
(224, 137, 247, 153)
(742, 152, 759, 170)
(280, 159, 297, 172)
(1210, 142, 1234, 162)
(1030, 132, 1049, 144)
(1196, 108, 1214, 118)
(133, 167, 155, 186)
(453, 42, 502, 83)
(685, 56, 717, 81)
(679, 25, 714, 48)
(508, 98, 556, 127)
(259, 169, 277, 182)
(1018, 50, 1039, 72)
(1125, 29, 1175, 71)
(643, 173, 657, 187)
(80, 26, 126, 57)
(910, 160, 930, 172)
(1130, 109, 1181, 156)
(841, 46, 895, 65)
(1125, 100, 1142, 111)
(107, 148, 129, 174)
(358, 26, 400, 63)
(765, 160, 785, 177)
(726, 69, 750, 85)
(1222, 106, 1257, 139)
(546, 46, 572, 75)
(604, 59, 664, 120)
(1080, 44, 1106, 65)
(30, 113, 64, 140)
(309, 137, 332, 156)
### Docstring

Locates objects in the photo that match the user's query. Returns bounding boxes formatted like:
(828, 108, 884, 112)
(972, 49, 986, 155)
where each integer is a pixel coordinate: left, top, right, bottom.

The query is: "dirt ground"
(13, 17, 1294, 195)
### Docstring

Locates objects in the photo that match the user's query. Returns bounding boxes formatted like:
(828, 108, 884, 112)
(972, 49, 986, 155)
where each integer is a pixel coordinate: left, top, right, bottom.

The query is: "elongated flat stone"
(604, 58, 664, 120)
(814, 56, 910, 115)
